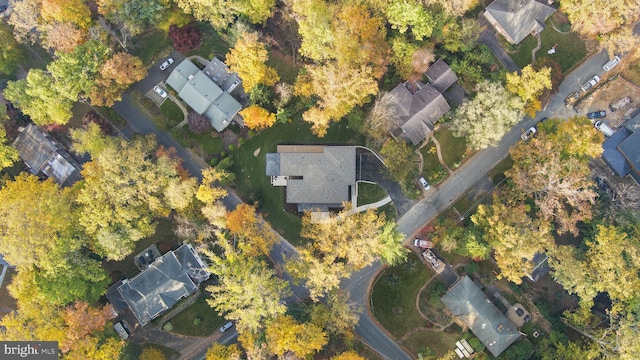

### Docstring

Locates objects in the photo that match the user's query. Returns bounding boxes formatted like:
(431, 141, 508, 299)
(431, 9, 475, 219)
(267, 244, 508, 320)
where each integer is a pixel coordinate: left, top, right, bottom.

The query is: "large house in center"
(390, 59, 457, 145)
(107, 244, 210, 326)
(265, 145, 356, 212)
(602, 112, 640, 183)
(166, 58, 246, 132)
(483, 0, 556, 45)
(442, 276, 521, 357)
(12, 123, 82, 187)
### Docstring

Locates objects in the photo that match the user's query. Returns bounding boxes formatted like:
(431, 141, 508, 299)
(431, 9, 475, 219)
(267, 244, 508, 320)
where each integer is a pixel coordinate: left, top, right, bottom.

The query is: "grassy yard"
(403, 328, 463, 358)
(160, 100, 184, 124)
(131, 91, 182, 131)
(130, 29, 172, 67)
(187, 22, 229, 60)
(488, 155, 514, 185)
(356, 182, 388, 206)
(164, 295, 225, 336)
(434, 127, 470, 169)
(509, 27, 587, 73)
(231, 119, 365, 244)
(371, 255, 433, 339)
(171, 127, 223, 160)
(420, 144, 448, 185)
(267, 50, 301, 84)
(379, 202, 398, 222)
(120, 342, 180, 360)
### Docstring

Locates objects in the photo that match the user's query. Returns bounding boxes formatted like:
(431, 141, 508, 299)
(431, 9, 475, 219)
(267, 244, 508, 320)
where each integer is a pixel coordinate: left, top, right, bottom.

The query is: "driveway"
(356, 152, 417, 217)
(478, 26, 520, 72)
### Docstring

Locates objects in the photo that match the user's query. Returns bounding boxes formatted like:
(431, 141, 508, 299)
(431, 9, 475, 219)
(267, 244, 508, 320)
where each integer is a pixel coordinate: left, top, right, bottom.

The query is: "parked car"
(580, 75, 600, 92)
(414, 239, 434, 249)
(603, 56, 621, 71)
(586, 110, 606, 119)
(521, 127, 536, 141)
(539, 117, 548, 123)
(159, 57, 174, 70)
(595, 121, 614, 137)
(220, 321, 234, 333)
(153, 85, 168, 98)
(419, 177, 431, 191)
(564, 91, 580, 106)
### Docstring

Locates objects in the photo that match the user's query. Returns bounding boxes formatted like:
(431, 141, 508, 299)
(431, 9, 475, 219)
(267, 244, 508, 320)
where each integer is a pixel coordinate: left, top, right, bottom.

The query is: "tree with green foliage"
(206, 239, 289, 332)
(97, 0, 166, 36)
(425, 0, 479, 17)
(382, 0, 435, 41)
(175, 0, 275, 30)
(309, 290, 360, 338)
(72, 125, 185, 260)
(4, 69, 74, 125)
(0, 23, 26, 76)
(380, 139, 417, 184)
(451, 81, 524, 150)
(389, 36, 420, 80)
(441, 18, 481, 53)
(0, 127, 19, 172)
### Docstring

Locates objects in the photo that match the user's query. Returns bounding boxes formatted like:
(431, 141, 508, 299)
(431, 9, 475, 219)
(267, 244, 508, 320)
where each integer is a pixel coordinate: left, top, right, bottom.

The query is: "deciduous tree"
(41, 0, 92, 29)
(472, 196, 552, 284)
(425, 0, 479, 17)
(380, 139, 417, 184)
(7, 0, 42, 43)
(42, 22, 87, 53)
(0, 23, 26, 75)
(441, 18, 481, 53)
(206, 343, 242, 360)
(389, 36, 420, 80)
(226, 31, 279, 92)
(383, 0, 435, 41)
(0, 127, 19, 172)
(187, 112, 212, 134)
(140, 348, 166, 360)
(451, 81, 524, 150)
(168, 24, 202, 54)
(560, 0, 640, 37)
(175, 0, 275, 30)
(599, 25, 640, 58)
(240, 105, 276, 130)
(364, 92, 400, 144)
(226, 203, 277, 257)
(333, 352, 366, 360)
(4, 69, 74, 126)
(506, 65, 552, 116)
(295, 63, 378, 136)
(310, 291, 360, 338)
(265, 315, 328, 358)
(90, 52, 147, 106)
(97, 0, 166, 36)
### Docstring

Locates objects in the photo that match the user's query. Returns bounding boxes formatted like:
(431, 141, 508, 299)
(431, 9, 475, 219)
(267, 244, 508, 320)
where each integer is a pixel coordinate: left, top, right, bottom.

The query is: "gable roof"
(602, 127, 633, 177)
(390, 82, 451, 145)
(266, 146, 355, 208)
(426, 59, 459, 93)
(166, 58, 243, 132)
(117, 244, 209, 326)
(484, 0, 556, 45)
(13, 123, 81, 186)
(442, 276, 521, 357)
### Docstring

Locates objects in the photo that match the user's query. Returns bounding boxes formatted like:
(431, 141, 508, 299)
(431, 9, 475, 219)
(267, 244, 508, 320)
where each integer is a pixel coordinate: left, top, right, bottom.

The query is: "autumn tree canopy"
(225, 31, 279, 92)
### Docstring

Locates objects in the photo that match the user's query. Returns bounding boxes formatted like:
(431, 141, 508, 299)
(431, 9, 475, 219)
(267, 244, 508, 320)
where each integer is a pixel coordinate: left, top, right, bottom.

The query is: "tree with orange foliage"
(226, 203, 277, 257)
(90, 52, 147, 106)
(43, 22, 87, 53)
(239, 105, 276, 130)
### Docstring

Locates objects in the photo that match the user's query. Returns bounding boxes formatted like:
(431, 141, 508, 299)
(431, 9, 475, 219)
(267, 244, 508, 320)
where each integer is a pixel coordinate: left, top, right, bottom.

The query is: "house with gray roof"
(602, 112, 640, 184)
(426, 59, 459, 93)
(442, 276, 521, 357)
(483, 0, 556, 45)
(265, 145, 356, 212)
(111, 244, 210, 326)
(166, 58, 245, 132)
(12, 123, 81, 187)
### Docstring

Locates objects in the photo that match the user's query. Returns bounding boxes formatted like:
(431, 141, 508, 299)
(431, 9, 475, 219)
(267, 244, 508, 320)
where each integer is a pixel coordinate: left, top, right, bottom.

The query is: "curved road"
(113, 47, 613, 359)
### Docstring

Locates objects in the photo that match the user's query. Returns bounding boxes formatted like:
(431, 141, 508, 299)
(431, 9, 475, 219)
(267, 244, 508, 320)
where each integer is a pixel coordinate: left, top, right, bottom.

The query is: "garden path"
(531, 33, 542, 64)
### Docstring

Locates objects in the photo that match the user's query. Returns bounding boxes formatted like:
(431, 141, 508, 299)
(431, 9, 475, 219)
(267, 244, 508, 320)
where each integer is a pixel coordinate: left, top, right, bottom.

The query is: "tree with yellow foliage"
(333, 351, 366, 360)
(225, 31, 279, 92)
(240, 105, 277, 130)
(265, 315, 328, 358)
(506, 65, 551, 116)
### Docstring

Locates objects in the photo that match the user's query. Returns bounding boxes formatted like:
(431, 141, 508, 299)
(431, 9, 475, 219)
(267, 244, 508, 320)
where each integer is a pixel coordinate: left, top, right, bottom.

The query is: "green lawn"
(165, 295, 225, 336)
(488, 155, 514, 185)
(131, 91, 181, 131)
(267, 51, 301, 84)
(130, 29, 172, 67)
(378, 202, 398, 222)
(171, 127, 223, 159)
(371, 255, 433, 339)
(120, 342, 180, 360)
(509, 27, 587, 73)
(160, 100, 184, 124)
(403, 328, 462, 358)
(356, 182, 388, 206)
(187, 22, 229, 60)
(231, 119, 366, 244)
(434, 127, 469, 169)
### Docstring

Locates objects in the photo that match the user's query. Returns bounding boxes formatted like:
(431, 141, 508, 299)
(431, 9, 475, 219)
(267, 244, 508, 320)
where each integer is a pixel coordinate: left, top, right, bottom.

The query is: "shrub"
(210, 158, 219, 167)
(169, 24, 202, 54)
(163, 322, 173, 331)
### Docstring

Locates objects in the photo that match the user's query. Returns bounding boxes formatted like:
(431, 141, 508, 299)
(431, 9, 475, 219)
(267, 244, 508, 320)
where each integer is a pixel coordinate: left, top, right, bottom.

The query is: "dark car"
(587, 110, 606, 119)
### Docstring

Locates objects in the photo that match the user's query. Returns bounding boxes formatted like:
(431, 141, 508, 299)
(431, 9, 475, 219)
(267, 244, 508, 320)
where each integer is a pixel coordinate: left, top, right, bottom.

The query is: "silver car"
(159, 57, 174, 70)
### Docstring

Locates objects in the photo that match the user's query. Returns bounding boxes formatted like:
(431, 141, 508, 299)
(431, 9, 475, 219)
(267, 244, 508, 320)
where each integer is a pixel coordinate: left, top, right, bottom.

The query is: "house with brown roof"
(483, 0, 556, 45)
(389, 59, 457, 145)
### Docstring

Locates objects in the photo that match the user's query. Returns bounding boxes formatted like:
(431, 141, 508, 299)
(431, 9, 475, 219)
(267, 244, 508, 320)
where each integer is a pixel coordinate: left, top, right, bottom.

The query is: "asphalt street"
(112, 45, 617, 359)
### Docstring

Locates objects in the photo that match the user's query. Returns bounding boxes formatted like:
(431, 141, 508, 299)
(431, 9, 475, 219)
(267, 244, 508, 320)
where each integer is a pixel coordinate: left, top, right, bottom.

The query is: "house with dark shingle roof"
(166, 58, 245, 132)
(602, 112, 640, 184)
(442, 276, 521, 357)
(389, 59, 457, 145)
(483, 0, 556, 45)
(265, 145, 356, 212)
(108, 244, 210, 326)
(12, 123, 81, 187)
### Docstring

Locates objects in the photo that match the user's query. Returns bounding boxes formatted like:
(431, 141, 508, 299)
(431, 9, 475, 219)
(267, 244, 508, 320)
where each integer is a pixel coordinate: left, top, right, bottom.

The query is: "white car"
(153, 85, 168, 98)
(419, 177, 431, 191)
(580, 75, 600, 92)
(220, 321, 234, 333)
(595, 121, 614, 137)
(414, 239, 433, 249)
(603, 56, 620, 71)
(159, 57, 174, 70)
(521, 127, 536, 141)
